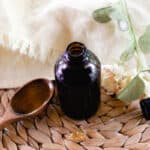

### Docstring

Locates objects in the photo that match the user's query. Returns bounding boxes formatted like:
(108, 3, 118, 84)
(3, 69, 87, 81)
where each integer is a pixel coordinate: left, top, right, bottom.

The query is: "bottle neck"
(65, 42, 87, 64)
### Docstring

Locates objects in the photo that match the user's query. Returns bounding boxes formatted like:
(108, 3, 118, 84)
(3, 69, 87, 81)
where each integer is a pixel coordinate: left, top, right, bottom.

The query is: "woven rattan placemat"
(0, 89, 150, 150)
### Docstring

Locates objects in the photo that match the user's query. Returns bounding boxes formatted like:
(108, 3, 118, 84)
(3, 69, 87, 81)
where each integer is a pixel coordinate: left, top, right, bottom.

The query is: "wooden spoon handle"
(0, 109, 19, 130)
(0, 117, 10, 130)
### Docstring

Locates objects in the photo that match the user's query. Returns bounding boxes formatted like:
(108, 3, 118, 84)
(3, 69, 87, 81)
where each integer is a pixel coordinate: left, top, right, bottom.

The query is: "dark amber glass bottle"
(55, 42, 101, 120)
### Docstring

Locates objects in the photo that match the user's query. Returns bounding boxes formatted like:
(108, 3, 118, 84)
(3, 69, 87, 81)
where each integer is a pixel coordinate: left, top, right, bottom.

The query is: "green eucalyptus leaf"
(109, 2, 122, 19)
(109, 8, 122, 20)
(117, 75, 145, 102)
(138, 25, 150, 53)
(120, 43, 134, 62)
(92, 6, 112, 23)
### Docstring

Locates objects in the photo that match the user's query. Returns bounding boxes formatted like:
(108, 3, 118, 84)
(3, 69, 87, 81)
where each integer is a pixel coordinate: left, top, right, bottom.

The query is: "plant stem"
(120, 0, 143, 72)
(120, 0, 137, 48)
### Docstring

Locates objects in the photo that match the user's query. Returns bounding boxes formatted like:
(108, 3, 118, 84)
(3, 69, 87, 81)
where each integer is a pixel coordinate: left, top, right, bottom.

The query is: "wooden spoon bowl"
(0, 79, 54, 130)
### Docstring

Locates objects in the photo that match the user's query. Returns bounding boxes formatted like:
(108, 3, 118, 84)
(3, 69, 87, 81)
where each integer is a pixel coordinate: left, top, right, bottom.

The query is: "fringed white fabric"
(0, 0, 149, 88)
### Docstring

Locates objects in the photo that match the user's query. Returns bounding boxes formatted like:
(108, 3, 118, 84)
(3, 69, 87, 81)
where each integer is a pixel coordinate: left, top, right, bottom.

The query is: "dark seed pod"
(140, 98, 150, 120)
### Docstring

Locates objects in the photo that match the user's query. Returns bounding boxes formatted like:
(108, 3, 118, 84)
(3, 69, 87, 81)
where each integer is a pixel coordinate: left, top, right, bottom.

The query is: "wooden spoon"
(0, 79, 54, 130)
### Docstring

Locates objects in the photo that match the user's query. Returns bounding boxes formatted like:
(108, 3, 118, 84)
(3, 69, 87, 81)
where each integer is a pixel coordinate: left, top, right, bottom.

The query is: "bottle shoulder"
(55, 50, 100, 69)
(87, 50, 100, 67)
(55, 53, 100, 85)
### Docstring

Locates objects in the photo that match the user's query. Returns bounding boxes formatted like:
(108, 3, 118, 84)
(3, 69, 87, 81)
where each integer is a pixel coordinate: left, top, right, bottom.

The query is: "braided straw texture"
(0, 89, 150, 150)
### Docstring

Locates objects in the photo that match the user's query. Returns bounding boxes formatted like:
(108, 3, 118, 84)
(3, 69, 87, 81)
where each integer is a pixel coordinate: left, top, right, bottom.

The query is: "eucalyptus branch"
(120, 0, 147, 72)
(92, 0, 150, 101)
(121, 1, 137, 46)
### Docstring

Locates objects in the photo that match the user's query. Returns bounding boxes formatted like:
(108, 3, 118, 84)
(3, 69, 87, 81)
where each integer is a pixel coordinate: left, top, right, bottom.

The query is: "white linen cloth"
(0, 0, 149, 88)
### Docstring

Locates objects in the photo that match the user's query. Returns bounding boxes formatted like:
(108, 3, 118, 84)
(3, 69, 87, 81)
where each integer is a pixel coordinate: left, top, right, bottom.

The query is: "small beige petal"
(66, 131, 87, 143)
(102, 72, 117, 93)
